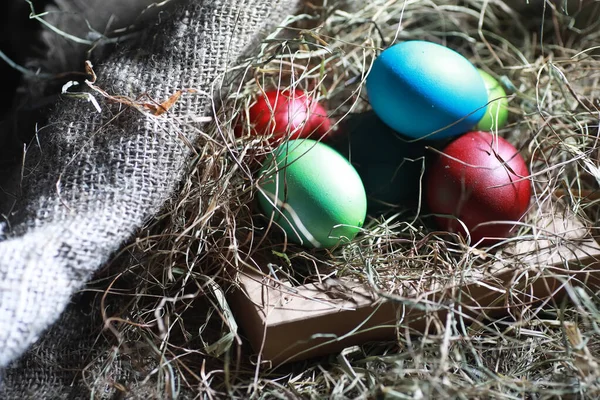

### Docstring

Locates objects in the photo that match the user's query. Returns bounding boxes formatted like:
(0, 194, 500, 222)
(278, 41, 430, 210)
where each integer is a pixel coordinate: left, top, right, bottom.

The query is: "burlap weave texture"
(0, 0, 302, 397)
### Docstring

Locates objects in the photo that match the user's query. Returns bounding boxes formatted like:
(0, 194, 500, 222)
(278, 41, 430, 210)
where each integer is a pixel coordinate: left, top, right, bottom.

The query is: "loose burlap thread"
(0, 0, 302, 397)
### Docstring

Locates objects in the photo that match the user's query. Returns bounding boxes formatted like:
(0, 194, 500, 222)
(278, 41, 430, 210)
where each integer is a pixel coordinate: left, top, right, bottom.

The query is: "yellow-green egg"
(477, 69, 509, 131)
(257, 139, 367, 248)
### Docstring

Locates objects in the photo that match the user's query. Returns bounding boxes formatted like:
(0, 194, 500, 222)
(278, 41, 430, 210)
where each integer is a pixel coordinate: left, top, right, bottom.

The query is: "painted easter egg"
(476, 69, 509, 131)
(239, 89, 331, 142)
(329, 111, 435, 212)
(257, 139, 367, 248)
(366, 41, 488, 140)
(426, 131, 531, 244)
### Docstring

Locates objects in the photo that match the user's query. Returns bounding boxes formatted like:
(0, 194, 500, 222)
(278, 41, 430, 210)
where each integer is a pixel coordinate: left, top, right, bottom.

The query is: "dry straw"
(82, 0, 600, 398)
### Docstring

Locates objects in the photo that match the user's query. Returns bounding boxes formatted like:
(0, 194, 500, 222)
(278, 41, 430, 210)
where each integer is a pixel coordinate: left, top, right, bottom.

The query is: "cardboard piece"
(229, 209, 600, 367)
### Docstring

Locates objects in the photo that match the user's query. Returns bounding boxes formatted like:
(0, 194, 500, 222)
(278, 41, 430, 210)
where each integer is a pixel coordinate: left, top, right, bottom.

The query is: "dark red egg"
(238, 89, 331, 142)
(426, 131, 531, 245)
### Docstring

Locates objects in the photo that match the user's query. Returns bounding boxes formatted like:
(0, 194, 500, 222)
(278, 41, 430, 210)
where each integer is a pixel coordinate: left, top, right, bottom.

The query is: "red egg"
(426, 131, 531, 245)
(239, 89, 331, 142)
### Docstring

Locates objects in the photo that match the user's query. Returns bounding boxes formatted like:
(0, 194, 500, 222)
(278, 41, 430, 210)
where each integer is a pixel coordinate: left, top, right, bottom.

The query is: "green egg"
(329, 111, 433, 213)
(257, 139, 367, 248)
(476, 69, 509, 131)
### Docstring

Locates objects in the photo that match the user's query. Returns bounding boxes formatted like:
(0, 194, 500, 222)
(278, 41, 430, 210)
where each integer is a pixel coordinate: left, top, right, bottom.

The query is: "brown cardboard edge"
(229, 212, 600, 367)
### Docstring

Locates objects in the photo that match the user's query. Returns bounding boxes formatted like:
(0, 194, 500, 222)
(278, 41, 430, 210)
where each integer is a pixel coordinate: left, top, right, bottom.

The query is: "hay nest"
(87, 0, 600, 398)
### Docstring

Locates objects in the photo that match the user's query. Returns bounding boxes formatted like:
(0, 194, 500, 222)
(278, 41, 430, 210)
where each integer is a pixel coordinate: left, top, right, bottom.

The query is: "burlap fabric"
(0, 0, 302, 397)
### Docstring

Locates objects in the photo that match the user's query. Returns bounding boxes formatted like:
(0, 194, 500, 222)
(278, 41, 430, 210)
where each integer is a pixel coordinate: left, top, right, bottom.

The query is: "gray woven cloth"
(0, 0, 301, 397)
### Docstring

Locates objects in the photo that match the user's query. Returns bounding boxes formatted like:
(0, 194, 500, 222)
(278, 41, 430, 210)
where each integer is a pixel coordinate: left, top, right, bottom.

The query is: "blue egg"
(366, 41, 488, 140)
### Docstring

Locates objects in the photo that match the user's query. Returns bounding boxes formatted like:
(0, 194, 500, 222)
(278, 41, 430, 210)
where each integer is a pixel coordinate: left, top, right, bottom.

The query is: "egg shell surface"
(258, 139, 367, 248)
(329, 111, 434, 212)
(240, 89, 331, 143)
(476, 69, 509, 131)
(425, 131, 531, 244)
(366, 41, 488, 140)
